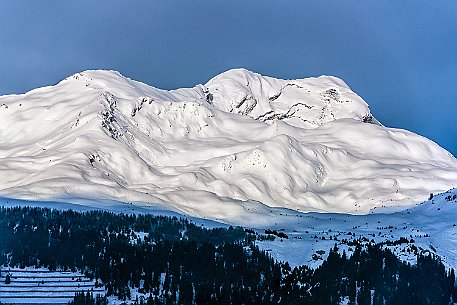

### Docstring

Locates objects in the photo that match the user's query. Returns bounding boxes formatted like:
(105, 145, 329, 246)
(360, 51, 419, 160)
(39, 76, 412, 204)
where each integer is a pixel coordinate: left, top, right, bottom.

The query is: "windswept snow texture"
(0, 68, 456, 223)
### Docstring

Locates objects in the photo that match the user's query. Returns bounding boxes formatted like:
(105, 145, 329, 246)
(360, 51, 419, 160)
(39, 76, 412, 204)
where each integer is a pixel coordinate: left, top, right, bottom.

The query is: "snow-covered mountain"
(0, 69, 456, 222)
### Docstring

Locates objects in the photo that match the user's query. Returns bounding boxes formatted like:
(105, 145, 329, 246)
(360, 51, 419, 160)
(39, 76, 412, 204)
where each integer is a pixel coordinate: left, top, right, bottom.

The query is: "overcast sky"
(1, 1, 456, 155)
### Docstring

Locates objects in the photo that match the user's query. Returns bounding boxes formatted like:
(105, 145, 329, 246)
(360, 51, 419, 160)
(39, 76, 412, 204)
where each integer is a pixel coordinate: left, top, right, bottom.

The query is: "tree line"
(0, 206, 456, 305)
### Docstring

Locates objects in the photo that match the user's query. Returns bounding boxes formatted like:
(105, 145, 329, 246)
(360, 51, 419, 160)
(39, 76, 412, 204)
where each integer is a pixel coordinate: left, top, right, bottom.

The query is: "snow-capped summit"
(205, 68, 376, 129)
(0, 69, 456, 223)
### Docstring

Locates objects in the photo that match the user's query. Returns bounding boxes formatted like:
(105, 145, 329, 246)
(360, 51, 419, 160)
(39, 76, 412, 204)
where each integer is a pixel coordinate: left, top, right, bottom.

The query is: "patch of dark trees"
(0, 206, 456, 305)
(69, 291, 108, 305)
(445, 194, 457, 202)
(264, 229, 288, 239)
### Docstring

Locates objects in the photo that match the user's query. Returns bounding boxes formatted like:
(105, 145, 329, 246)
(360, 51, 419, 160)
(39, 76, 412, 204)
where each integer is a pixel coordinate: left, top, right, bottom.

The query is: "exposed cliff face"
(0, 68, 456, 223)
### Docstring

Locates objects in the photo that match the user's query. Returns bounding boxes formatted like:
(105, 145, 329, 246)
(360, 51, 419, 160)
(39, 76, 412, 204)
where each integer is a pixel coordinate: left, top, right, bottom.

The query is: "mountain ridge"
(0, 68, 456, 224)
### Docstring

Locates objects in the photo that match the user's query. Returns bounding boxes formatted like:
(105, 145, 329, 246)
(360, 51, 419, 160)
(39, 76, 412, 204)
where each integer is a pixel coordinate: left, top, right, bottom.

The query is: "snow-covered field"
(0, 69, 456, 224)
(0, 267, 104, 304)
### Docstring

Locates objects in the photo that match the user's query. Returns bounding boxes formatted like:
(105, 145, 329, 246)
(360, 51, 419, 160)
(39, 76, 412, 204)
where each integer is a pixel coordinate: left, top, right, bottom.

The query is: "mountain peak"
(204, 68, 372, 129)
(207, 68, 349, 89)
(0, 69, 456, 223)
(50, 68, 375, 130)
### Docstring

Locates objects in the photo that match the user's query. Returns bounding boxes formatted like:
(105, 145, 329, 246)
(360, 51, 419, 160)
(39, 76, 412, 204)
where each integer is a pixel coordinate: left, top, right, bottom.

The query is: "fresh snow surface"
(0, 68, 456, 223)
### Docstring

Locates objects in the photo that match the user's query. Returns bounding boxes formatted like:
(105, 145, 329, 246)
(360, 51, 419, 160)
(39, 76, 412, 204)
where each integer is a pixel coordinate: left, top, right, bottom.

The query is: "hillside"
(1, 205, 456, 305)
(0, 69, 456, 222)
(0, 268, 104, 304)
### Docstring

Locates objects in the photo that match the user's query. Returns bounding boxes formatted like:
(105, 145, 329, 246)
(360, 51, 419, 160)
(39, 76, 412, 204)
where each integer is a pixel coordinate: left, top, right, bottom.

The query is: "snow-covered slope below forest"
(0, 69, 456, 222)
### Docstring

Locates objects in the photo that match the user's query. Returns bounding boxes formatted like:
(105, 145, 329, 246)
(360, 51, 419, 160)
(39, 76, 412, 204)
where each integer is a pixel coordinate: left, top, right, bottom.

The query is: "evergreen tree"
(4, 273, 11, 284)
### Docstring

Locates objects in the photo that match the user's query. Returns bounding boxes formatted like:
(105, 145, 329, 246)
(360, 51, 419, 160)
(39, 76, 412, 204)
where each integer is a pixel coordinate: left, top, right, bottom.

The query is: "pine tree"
(4, 273, 11, 284)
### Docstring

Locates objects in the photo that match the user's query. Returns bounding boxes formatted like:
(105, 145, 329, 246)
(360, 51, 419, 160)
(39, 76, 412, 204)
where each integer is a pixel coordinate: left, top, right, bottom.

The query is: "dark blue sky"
(1, 1, 456, 155)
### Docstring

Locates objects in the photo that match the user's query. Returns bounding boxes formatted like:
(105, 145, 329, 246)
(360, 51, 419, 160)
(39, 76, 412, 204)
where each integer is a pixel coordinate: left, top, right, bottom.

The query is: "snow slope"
(0, 267, 104, 304)
(0, 69, 456, 222)
(256, 188, 457, 269)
